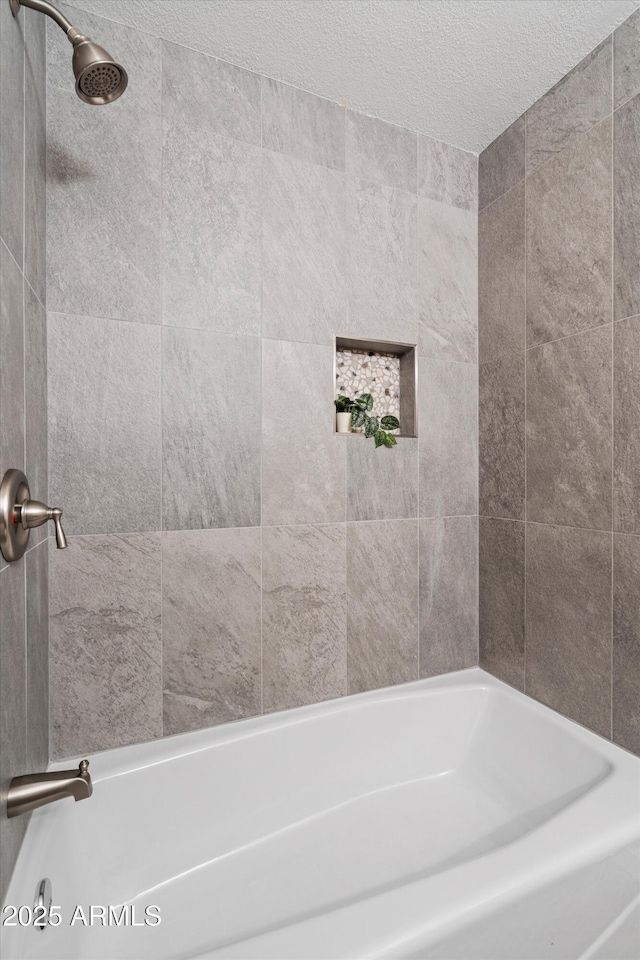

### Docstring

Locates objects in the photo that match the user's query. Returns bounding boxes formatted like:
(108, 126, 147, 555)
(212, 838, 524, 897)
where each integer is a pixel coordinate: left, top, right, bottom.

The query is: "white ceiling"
(68, 0, 639, 153)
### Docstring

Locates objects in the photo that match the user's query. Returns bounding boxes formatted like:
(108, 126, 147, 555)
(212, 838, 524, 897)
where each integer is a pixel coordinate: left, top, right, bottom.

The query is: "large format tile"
(48, 312, 161, 536)
(262, 151, 345, 345)
(419, 358, 477, 518)
(613, 533, 640, 754)
(162, 528, 261, 735)
(262, 77, 345, 170)
(418, 197, 477, 363)
(478, 182, 525, 363)
(346, 178, 417, 343)
(0, 562, 27, 905)
(24, 6, 46, 304)
(47, 14, 161, 324)
(0, 0, 24, 264)
(419, 517, 478, 677)
(162, 108, 261, 335)
(162, 40, 260, 146)
(163, 327, 260, 531)
(478, 116, 525, 210)
(24, 282, 47, 530)
(527, 325, 612, 530)
(526, 118, 612, 347)
(263, 524, 346, 712)
(614, 316, 640, 534)
(479, 517, 525, 690)
(262, 339, 345, 526)
(0, 242, 24, 483)
(525, 523, 611, 738)
(614, 94, 640, 322)
(418, 136, 477, 210)
(526, 38, 612, 173)
(346, 111, 417, 193)
(26, 541, 48, 770)
(614, 8, 640, 109)
(49, 534, 162, 757)
(479, 354, 525, 520)
(347, 520, 419, 694)
(347, 438, 417, 521)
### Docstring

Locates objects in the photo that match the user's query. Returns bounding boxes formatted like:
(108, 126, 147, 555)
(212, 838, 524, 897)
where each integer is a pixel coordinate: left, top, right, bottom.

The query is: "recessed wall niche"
(334, 337, 417, 437)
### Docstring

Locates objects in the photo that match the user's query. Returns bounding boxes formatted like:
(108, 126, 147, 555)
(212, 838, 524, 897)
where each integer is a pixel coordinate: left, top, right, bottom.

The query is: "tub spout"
(7, 760, 92, 818)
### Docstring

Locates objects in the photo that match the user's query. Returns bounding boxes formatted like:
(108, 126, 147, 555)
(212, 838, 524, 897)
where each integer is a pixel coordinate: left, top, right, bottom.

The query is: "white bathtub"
(2, 668, 639, 960)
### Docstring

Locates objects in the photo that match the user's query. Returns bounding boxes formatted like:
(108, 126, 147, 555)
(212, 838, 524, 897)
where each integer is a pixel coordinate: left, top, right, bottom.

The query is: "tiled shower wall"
(0, 0, 48, 901)
(479, 9, 640, 755)
(46, 3, 479, 758)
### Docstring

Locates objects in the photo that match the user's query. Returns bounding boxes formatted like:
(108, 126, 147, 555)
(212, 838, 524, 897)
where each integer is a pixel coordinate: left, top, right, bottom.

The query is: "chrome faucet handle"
(1, 469, 69, 561)
(17, 498, 68, 549)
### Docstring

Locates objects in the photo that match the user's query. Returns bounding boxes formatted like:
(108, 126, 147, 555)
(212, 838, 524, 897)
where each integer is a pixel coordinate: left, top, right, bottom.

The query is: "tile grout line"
(159, 37, 164, 740)
(259, 72, 264, 717)
(523, 108, 528, 695)
(610, 44, 615, 742)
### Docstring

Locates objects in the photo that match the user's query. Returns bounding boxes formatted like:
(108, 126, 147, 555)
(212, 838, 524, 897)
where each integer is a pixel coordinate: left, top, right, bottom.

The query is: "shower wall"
(0, 0, 48, 902)
(479, 8, 640, 755)
(46, 3, 479, 758)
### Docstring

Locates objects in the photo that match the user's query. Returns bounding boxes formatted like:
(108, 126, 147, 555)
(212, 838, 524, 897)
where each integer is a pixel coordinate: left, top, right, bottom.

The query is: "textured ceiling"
(67, 0, 639, 152)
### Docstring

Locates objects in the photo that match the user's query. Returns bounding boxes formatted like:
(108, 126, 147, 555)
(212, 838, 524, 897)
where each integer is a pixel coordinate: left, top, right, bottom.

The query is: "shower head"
(69, 30, 128, 105)
(10, 0, 128, 105)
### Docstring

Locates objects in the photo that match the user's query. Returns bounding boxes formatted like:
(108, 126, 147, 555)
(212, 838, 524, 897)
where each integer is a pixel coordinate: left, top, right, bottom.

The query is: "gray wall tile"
(0, 560, 28, 904)
(26, 542, 48, 770)
(49, 312, 161, 536)
(347, 519, 419, 693)
(24, 282, 47, 524)
(0, 0, 24, 264)
(526, 523, 612, 738)
(50, 534, 162, 757)
(419, 517, 478, 677)
(162, 528, 261, 734)
(47, 17, 161, 322)
(346, 111, 417, 193)
(419, 358, 477, 518)
(614, 8, 640, 109)
(614, 94, 640, 322)
(262, 151, 345, 345)
(479, 518, 524, 690)
(614, 316, 640, 534)
(347, 438, 417, 521)
(527, 325, 612, 530)
(162, 40, 261, 146)
(162, 327, 260, 531)
(262, 77, 345, 170)
(613, 533, 640, 754)
(478, 182, 525, 363)
(526, 38, 612, 174)
(478, 116, 525, 210)
(346, 178, 417, 343)
(24, 7, 46, 305)
(480, 353, 525, 520)
(418, 197, 477, 363)
(263, 523, 346, 712)
(262, 339, 345, 526)
(0, 242, 24, 478)
(418, 136, 477, 210)
(162, 108, 261, 335)
(526, 118, 612, 347)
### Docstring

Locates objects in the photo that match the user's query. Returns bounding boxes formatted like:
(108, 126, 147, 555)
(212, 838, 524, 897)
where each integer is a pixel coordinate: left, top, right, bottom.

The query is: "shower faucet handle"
(16, 498, 68, 549)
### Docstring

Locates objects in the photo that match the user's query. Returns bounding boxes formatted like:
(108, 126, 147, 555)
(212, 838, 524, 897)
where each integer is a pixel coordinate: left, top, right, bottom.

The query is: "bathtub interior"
(3, 679, 617, 959)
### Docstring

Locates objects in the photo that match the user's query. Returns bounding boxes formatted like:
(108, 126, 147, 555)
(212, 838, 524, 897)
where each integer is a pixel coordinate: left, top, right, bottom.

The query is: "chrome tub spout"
(7, 760, 92, 818)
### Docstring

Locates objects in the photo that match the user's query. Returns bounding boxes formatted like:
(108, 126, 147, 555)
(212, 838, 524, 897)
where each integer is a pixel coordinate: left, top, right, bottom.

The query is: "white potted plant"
(335, 394, 400, 446)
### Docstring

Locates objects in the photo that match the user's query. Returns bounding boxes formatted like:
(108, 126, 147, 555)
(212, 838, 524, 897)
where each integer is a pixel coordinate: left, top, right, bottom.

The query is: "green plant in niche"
(334, 394, 400, 448)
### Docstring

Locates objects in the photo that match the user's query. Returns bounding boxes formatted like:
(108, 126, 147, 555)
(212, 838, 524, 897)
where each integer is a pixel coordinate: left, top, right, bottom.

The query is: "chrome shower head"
(10, 0, 127, 105)
(69, 31, 128, 105)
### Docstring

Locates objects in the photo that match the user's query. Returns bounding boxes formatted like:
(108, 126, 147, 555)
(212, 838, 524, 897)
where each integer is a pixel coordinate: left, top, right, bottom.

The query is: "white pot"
(336, 411, 352, 433)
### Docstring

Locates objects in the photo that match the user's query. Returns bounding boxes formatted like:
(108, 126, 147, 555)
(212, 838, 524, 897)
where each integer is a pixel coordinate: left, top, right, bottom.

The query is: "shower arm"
(10, 0, 82, 42)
